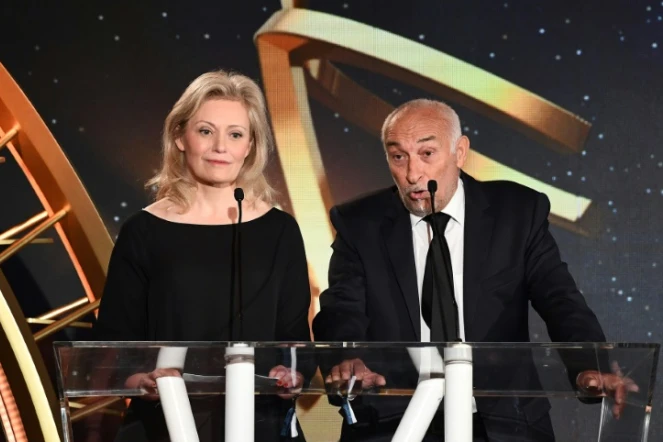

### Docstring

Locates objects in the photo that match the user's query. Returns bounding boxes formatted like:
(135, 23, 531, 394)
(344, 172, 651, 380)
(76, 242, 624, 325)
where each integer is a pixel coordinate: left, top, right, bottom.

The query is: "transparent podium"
(54, 342, 659, 441)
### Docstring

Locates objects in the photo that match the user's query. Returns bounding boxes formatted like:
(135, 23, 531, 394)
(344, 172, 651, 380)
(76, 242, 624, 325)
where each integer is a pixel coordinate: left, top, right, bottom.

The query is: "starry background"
(1, 0, 662, 440)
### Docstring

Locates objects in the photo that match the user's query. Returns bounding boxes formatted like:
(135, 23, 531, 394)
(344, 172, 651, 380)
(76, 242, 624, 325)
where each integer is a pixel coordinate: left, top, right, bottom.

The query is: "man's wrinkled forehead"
(384, 109, 446, 146)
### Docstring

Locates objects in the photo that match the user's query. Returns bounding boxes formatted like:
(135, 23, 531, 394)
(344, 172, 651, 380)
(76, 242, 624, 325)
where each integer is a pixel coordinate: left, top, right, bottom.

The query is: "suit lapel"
(461, 173, 494, 341)
(381, 191, 421, 340)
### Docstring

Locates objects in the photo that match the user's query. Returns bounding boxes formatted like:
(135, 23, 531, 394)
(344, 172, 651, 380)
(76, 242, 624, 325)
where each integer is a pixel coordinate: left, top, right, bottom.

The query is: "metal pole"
(444, 343, 473, 441)
(225, 344, 255, 442)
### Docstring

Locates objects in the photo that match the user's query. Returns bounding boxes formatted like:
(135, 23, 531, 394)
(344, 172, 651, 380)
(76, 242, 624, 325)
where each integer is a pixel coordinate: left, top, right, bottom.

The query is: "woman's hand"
(125, 368, 182, 401)
(269, 365, 304, 400)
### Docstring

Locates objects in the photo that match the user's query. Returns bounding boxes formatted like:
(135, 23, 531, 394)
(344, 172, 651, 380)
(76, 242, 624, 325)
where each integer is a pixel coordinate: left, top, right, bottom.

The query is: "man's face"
(383, 107, 468, 217)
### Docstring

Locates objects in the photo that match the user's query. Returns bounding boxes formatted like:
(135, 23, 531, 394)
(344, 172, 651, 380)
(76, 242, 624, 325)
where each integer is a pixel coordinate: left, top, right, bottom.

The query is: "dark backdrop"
(1, 1, 661, 440)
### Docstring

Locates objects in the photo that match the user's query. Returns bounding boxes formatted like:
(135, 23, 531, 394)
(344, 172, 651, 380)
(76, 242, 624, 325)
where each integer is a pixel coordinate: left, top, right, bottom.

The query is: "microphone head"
(234, 188, 245, 202)
(427, 180, 438, 194)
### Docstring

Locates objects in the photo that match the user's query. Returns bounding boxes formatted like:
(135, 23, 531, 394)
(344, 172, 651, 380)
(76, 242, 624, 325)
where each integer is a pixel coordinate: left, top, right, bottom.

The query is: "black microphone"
(427, 180, 438, 218)
(232, 188, 244, 340)
(234, 188, 245, 215)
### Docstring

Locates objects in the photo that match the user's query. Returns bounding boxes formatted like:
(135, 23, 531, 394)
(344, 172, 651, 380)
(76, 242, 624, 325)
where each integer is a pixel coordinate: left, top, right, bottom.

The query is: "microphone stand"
(233, 188, 244, 341)
(394, 180, 473, 442)
(427, 179, 472, 441)
(226, 187, 255, 442)
(427, 180, 461, 342)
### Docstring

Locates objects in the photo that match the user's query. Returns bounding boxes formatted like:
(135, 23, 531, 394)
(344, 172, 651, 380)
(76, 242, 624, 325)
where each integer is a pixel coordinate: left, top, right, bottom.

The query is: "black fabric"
(421, 212, 458, 342)
(95, 208, 310, 343)
(93, 208, 312, 442)
(115, 396, 305, 442)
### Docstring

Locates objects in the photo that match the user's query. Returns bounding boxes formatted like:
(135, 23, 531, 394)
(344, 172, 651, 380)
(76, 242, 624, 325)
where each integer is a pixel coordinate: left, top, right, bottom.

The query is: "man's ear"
(455, 135, 469, 168)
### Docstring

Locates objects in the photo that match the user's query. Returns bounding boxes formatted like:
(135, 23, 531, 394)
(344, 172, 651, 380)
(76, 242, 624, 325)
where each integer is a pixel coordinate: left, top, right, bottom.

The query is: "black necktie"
(421, 212, 459, 342)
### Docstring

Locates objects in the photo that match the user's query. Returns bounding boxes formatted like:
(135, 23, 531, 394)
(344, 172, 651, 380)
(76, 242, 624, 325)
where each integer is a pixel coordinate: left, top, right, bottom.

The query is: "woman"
(94, 70, 311, 441)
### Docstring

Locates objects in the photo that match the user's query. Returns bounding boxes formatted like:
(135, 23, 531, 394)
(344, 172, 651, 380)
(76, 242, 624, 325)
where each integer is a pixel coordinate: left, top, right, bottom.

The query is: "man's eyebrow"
(385, 141, 401, 148)
(417, 135, 436, 143)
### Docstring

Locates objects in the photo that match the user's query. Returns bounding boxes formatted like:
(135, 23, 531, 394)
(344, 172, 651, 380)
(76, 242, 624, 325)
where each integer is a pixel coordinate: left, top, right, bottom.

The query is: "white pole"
(391, 377, 445, 441)
(444, 343, 473, 442)
(392, 347, 446, 442)
(155, 347, 199, 442)
(225, 344, 255, 442)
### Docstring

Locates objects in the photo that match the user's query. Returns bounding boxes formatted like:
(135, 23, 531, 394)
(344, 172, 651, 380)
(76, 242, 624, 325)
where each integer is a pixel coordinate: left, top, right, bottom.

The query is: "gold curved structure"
(0, 62, 114, 441)
(0, 270, 55, 441)
(255, 5, 595, 302)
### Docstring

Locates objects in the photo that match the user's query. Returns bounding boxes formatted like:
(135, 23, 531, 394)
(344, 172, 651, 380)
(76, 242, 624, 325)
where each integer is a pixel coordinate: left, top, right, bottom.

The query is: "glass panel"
(54, 342, 659, 441)
(54, 342, 658, 400)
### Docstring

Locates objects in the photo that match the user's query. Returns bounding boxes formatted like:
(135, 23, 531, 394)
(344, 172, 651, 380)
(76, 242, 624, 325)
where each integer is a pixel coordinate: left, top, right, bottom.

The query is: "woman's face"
(176, 98, 251, 188)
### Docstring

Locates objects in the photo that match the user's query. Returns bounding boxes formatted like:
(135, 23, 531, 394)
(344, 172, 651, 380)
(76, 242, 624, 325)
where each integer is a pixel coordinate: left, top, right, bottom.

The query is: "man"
(312, 99, 634, 441)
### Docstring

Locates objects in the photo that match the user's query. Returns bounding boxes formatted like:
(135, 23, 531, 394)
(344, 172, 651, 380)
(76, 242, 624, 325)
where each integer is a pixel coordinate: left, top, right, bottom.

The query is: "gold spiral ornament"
(0, 62, 115, 441)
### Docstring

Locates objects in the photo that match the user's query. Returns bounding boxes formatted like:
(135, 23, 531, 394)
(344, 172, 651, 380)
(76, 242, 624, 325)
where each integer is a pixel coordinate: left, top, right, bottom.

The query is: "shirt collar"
(409, 178, 465, 229)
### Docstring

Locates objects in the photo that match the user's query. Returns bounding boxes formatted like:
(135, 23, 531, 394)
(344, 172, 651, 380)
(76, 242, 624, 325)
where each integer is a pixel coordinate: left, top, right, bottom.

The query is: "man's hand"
(576, 361, 639, 419)
(269, 365, 304, 400)
(325, 358, 386, 390)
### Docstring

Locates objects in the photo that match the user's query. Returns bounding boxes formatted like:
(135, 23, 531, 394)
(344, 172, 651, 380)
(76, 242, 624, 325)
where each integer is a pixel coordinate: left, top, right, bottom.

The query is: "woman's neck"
(179, 184, 241, 224)
(146, 183, 272, 225)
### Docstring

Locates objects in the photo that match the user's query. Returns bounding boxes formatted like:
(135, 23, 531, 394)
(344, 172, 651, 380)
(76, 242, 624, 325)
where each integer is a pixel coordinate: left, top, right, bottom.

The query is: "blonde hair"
(147, 69, 276, 210)
(381, 98, 462, 153)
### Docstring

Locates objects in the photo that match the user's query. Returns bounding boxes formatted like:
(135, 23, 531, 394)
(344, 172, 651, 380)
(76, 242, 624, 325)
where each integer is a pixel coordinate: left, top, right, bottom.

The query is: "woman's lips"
(206, 159, 230, 165)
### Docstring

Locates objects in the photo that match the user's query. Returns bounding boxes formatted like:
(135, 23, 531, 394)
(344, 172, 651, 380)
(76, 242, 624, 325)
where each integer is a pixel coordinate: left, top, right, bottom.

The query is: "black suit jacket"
(312, 172, 606, 438)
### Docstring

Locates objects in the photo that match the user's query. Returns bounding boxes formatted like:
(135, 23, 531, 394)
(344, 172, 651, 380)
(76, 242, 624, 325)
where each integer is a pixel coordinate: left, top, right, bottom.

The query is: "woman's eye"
(230, 132, 243, 139)
(199, 129, 212, 135)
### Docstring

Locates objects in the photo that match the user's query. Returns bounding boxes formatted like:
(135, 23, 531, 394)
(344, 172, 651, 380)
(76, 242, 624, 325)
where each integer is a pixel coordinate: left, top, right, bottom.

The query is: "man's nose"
(406, 160, 423, 185)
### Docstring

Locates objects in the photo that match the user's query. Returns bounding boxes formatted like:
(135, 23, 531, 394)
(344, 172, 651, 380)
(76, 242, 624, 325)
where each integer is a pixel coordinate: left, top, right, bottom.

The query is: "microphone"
(234, 188, 245, 215)
(232, 188, 244, 340)
(427, 180, 438, 218)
